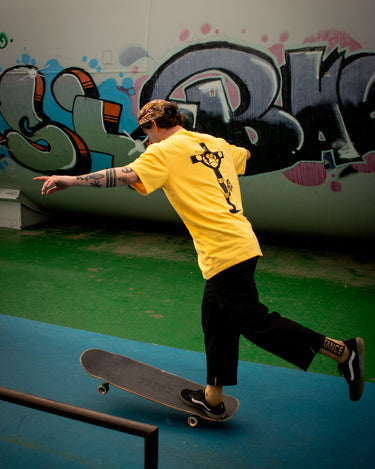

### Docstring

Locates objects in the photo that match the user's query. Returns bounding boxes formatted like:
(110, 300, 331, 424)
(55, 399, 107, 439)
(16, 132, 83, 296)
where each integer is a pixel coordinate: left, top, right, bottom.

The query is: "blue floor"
(1, 314, 374, 469)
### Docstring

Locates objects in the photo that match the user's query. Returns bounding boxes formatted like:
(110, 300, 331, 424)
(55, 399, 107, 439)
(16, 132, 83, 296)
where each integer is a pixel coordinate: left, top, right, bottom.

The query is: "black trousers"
(202, 257, 325, 386)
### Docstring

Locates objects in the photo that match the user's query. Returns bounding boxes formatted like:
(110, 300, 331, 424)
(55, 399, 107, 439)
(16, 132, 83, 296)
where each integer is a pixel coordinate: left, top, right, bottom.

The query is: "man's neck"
(157, 125, 183, 141)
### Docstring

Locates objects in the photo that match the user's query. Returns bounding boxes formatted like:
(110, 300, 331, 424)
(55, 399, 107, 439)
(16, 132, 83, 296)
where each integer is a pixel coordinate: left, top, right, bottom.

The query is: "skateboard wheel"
(98, 382, 109, 394)
(187, 416, 199, 427)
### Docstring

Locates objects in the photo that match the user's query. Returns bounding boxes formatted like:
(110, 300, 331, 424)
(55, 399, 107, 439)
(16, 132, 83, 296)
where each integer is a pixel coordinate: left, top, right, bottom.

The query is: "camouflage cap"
(138, 99, 176, 127)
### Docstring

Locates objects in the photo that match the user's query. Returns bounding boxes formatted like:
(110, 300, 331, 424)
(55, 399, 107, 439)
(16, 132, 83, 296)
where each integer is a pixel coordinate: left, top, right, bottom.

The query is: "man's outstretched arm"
(34, 166, 139, 195)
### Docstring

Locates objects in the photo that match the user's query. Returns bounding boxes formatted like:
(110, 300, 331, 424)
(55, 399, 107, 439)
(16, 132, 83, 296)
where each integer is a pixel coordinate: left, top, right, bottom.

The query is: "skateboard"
(80, 348, 239, 427)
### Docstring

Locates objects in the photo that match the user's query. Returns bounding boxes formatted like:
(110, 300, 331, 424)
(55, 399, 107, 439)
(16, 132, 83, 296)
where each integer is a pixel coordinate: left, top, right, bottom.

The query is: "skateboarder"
(34, 99, 365, 420)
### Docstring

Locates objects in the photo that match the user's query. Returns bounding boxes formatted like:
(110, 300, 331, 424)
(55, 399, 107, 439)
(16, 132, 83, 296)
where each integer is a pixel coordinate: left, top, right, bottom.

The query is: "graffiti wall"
(1, 0, 374, 238)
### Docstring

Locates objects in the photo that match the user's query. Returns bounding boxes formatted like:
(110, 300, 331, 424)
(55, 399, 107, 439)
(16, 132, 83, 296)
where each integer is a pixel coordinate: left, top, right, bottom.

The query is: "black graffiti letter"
(140, 41, 302, 175)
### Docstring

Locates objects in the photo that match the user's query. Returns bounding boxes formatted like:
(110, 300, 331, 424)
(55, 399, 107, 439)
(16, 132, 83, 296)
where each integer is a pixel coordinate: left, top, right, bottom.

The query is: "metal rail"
(0, 386, 158, 469)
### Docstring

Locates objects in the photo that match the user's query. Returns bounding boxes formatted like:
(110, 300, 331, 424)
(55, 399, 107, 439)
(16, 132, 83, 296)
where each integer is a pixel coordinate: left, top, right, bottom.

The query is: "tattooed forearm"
(106, 168, 117, 188)
(73, 166, 137, 189)
(118, 167, 133, 185)
(76, 173, 105, 188)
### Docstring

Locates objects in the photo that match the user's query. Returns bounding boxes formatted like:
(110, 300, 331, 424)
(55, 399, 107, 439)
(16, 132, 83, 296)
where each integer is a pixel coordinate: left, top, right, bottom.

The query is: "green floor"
(1, 219, 374, 381)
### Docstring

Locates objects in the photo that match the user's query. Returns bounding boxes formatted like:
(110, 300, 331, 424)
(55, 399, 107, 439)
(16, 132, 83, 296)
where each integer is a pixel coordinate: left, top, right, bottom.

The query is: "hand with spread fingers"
(33, 175, 75, 195)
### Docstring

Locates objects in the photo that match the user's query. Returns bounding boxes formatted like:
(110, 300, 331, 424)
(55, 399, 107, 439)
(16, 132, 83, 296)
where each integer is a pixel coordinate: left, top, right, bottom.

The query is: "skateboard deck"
(80, 348, 239, 426)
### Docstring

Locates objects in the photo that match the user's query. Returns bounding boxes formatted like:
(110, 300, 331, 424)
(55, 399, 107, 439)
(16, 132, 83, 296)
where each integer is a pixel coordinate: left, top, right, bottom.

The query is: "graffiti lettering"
(52, 68, 137, 167)
(0, 39, 374, 185)
(338, 54, 375, 157)
(140, 41, 304, 174)
(283, 47, 367, 166)
(0, 66, 90, 173)
(141, 42, 374, 175)
(0, 66, 138, 174)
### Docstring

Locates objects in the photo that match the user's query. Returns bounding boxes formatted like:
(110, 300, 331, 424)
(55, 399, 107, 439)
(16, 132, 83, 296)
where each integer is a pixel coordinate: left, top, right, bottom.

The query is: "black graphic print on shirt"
(190, 143, 240, 213)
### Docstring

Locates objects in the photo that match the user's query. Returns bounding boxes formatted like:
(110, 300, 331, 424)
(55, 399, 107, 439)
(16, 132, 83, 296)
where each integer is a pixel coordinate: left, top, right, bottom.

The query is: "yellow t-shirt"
(129, 129, 262, 279)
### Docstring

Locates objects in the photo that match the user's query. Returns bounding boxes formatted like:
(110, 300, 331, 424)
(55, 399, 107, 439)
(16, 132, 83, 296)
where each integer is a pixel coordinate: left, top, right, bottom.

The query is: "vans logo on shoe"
(191, 397, 211, 411)
(348, 351, 356, 382)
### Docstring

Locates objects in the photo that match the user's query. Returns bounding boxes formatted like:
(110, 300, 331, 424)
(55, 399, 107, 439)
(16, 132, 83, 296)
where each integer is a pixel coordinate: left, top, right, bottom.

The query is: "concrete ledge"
(0, 188, 50, 229)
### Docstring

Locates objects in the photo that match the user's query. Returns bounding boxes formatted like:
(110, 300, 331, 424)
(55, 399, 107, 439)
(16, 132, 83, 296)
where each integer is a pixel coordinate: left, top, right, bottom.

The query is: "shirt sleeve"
(128, 146, 168, 195)
(227, 142, 248, 175)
